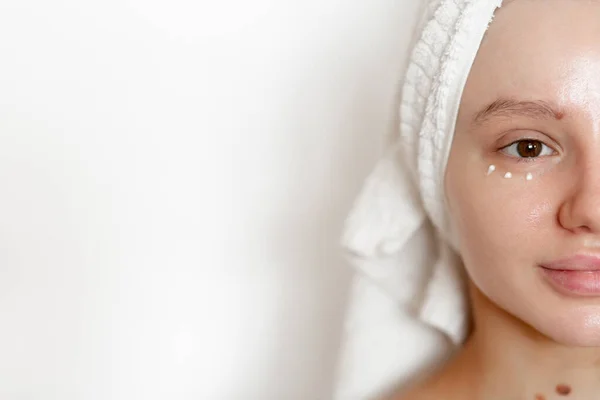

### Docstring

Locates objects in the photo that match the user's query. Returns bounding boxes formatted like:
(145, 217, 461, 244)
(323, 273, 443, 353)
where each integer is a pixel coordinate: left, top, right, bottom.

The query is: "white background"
(0, 1, 420, 398)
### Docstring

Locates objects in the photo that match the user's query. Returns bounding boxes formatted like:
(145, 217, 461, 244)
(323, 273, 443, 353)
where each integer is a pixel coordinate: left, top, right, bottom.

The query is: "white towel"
(335, 0, 505, 397)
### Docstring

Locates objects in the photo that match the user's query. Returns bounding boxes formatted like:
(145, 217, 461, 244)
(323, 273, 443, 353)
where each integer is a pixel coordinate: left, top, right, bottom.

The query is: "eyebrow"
(472, 98, 565, 126)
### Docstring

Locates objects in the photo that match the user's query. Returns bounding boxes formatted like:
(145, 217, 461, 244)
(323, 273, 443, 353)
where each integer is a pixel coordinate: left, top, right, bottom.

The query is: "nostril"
(575, 225, 593, 234)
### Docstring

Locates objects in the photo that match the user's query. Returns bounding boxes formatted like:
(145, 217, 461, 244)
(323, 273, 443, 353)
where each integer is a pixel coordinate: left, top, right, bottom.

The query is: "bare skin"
(395, 283, 600, 399)
(391, 0, 600, 399)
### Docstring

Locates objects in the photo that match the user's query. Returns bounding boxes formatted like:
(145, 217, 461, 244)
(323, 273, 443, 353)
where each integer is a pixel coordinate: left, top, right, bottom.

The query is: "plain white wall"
(0, 1, 420, 398)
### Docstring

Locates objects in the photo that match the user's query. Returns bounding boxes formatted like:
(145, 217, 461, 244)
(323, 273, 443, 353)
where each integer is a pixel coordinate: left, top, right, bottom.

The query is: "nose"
(559, 166, 600, 234)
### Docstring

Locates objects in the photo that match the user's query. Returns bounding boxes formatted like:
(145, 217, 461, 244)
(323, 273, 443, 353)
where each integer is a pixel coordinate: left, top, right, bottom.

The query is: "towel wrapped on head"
(335, 0, 505, 397)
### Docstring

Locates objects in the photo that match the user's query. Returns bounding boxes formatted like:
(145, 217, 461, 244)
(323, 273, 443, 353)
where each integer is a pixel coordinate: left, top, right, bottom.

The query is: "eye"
(500, 139, 555, 159)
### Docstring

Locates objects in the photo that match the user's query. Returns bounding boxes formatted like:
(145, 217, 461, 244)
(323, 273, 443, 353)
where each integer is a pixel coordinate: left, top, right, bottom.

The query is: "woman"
(337, 0, 600, 399)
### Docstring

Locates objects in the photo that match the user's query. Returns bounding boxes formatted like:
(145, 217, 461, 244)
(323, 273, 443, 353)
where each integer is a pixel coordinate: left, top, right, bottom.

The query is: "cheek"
(446, 159, 556, 270)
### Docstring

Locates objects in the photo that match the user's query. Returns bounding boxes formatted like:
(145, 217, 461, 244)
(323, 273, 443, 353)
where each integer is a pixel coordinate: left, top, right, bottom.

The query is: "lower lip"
(540, 267, 600, 296)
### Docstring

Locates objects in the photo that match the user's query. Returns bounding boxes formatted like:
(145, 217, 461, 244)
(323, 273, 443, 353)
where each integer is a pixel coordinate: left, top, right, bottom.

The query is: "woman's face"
(446, 0, 600, 346)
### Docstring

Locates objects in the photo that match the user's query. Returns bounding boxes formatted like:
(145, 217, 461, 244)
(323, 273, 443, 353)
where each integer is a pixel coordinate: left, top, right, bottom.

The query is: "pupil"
(517, 141, 541, 157)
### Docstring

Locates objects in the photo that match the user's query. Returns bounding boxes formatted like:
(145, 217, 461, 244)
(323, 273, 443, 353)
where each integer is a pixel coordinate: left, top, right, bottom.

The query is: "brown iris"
(516, 140, 543, 158)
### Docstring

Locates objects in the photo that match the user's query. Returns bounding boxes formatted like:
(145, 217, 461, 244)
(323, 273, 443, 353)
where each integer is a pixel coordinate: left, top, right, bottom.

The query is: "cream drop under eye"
(485, 165, 535, 181)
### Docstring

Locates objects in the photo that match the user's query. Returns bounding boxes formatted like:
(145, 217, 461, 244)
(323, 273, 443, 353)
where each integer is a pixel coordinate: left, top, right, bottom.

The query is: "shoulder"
(385, 345, 472, 400)
(383, 367, 456, 400)
(386, 385, 437, 400)
(380, 381, 441, 400)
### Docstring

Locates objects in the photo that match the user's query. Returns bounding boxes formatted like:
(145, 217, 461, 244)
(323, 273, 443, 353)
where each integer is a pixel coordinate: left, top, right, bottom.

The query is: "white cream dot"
(504, 172, 512, 179)
(526, 173, 533, 181)
(487, 165, 496, 175)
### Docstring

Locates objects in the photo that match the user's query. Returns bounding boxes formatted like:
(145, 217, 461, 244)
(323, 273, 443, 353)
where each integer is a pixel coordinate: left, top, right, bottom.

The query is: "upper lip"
(542, 254, 600, 271)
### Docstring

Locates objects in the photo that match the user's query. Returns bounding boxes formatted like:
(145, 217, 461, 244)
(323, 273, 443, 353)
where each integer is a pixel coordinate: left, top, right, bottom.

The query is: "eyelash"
(499, 139, 557, 163)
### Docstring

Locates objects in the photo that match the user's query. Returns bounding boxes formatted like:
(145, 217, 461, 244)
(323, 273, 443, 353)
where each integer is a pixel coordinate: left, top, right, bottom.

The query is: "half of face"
(445, 0, 600, 346)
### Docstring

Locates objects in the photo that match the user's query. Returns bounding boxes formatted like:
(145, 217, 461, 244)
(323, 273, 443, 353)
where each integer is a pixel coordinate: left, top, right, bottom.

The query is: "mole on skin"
(534, 394, 546, 400)
(556, 384, 571, 396)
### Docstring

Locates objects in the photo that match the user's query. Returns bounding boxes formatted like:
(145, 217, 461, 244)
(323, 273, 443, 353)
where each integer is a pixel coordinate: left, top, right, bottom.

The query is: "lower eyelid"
(512, 155, 549, 164)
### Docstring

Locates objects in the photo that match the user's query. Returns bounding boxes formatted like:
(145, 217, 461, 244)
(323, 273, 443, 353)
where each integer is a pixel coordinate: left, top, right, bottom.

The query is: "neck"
(455, 283, 600, 400)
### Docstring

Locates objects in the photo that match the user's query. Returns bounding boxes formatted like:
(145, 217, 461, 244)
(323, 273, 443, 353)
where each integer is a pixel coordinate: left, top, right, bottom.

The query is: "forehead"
(459, 0, 600, 121)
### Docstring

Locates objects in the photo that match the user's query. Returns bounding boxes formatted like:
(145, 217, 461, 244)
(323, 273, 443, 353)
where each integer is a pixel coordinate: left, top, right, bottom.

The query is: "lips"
(540, 255, 600, 296)
(542, 255, 600, 271)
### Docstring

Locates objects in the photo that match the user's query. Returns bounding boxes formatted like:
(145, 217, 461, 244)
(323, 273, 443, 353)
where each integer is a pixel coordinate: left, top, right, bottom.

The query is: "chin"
(472, 276, 600, 347)
(532, 308, 600, 347)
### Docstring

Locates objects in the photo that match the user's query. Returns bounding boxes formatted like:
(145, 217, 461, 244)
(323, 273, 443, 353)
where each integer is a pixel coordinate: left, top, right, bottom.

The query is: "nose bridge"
(559, 99, 600, 232)
(562, 155, 600, 232)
